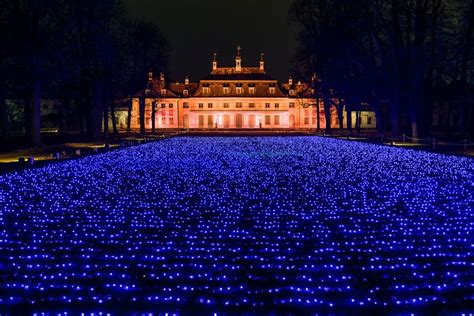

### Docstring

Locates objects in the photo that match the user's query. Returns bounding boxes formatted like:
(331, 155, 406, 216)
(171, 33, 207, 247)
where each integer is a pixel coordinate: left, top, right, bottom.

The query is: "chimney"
(288, 76, 293, 85)
(185, 76, 189, 85)
(259, 53, 265, 71)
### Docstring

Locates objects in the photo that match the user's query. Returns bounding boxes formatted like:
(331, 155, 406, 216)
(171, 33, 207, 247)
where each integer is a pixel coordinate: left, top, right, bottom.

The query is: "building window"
(183, 102, 189, 108)
(198, 103, 204, 109)
(183, 89, 189, 96)
(236, 87, 243, 94)
(265, 115, 271, 125)
(161, 89, 167, 95)
(275, 103, 280, 109)
(169, 117, 174, 124)
(236, 102, 242, 108)
(289, 90, 295, 96)
(162, 116, 166, 124)
(223, 87, 230, 94)
(161, 103, 166, 108)
(249, 103, 255, 108)
(304, 117, 310, 125)
(202, 87, 210, 94)
(249, 87, 255, 94)
(169, 103, 174, 108)
(224, 103, 229, 109)
(269, 87, 275, 94)
(367, 116, 372, 125)
(265, 103, 270, 109)
(274, 115, 280, 125)
(289, 102, 295, 108)
(208, 103, 213, 109)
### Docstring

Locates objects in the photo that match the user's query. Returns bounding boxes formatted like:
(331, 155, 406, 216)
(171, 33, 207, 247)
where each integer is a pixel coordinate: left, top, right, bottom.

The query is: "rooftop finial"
(236, 45, 241, 57)
(212, 51, 218, 71)
(260, 52, 264, 61)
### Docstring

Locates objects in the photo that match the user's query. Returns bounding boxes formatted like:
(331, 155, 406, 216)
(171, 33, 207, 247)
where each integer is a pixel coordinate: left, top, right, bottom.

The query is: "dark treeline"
(0, 0, 169, 145)
(290, 0, 474, 138)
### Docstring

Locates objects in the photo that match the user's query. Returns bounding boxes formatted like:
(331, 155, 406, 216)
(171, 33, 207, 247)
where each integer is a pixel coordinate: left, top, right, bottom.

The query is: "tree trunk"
(151, 100, 156, 134)
(346, 100, 352, 134)
(337, 98, 344, 134)
(0, 93, 7, 140)
(460, 0, 474, 137)
(57, 99, 69, 137)
(91, 80, 104, 140)
(316, 97, 321, 132)
(110, 99, 118, 134)
(356, 110, 361, 134)
(23, 98, 31, 138)
(322, 85, 331, 133)
(139, 96, 145, 135)
(127, 97, 132, 135)
(390, 92, 401, 137)
(103, 100, 109, 139)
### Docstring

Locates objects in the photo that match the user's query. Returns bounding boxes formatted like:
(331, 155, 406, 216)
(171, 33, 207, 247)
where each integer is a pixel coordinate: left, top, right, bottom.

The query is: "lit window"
(275, 103, 279, 109)
(269, 87, 275, 94)
(249, 87, 255, 94)
(289, 102, 295, 108)
(289, 90, 295, 96)
(265, 115, 271, 125)
(183, 89, 189, 96)
(223, 103, 229, 109)
(161, 103, 166, 108)
(161, 116, 166, 124)
(223, 87, 230, 94)
(236, 87, 243, 94)
(169, 117, 174, 124)
(208, 103, 213, 109)
(183, 102, 189, 108)
(265, 103, 270, 109)
(202, 87, 210, 94)
(169, 104, 174, 108)
(249, 103, 255, 108)
(198, 103, 204, 109)
(236, 102, 242, 108)
(161, 89, 166, 95)
(274, 115, 280, 125)
(367, 117, 372, 125)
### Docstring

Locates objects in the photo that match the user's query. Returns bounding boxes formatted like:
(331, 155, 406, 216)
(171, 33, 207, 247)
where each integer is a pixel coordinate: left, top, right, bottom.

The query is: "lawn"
(0, 136, 472, 313)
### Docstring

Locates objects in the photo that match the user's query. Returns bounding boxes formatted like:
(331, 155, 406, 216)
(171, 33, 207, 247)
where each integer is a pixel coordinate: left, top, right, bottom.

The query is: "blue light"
(0, 136, 472, 313)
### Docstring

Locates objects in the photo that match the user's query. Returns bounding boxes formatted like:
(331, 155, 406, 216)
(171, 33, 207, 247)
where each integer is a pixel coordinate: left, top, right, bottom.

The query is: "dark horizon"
(124, 0, 297, 82)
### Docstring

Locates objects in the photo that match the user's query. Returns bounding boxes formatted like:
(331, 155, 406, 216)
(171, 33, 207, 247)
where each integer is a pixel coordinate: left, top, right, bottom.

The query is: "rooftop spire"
(235, 45, 242, 72)
(212, 51, 217, 71)
(259, 52, 265, 71)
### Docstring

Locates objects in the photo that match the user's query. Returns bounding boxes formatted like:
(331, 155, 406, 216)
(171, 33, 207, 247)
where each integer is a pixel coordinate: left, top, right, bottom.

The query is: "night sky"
(124, 0, 297, 82)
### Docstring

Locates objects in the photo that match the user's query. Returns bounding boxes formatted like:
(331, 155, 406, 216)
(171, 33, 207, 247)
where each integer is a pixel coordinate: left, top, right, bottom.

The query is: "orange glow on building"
(131, 47, 369, 130)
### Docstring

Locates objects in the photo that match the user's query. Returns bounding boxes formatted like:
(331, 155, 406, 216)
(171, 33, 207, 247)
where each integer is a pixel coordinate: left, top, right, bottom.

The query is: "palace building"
(131, 47, 376, 130)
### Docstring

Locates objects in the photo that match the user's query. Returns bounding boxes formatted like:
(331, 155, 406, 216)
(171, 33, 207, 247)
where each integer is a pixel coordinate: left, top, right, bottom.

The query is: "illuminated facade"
(131, 48, 375, 130)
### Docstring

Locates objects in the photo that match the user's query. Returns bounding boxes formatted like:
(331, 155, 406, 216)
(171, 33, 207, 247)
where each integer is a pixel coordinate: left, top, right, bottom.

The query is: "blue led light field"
(0, 136, 472, 313)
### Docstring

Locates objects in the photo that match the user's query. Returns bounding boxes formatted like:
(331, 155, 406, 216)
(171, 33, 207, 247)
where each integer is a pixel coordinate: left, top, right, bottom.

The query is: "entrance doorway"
(248, 114, 255, 128)
(223, 114, 230, 128)
(236, 114, 243, 128)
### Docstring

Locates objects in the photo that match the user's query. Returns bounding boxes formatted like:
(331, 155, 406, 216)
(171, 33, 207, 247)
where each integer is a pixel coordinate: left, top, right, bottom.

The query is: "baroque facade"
(131, 48, 376, 130)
